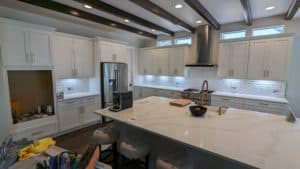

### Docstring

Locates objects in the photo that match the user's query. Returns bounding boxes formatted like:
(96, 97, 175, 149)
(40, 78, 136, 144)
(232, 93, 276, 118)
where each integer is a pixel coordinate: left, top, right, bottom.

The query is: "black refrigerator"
(100, 62, 128, 108)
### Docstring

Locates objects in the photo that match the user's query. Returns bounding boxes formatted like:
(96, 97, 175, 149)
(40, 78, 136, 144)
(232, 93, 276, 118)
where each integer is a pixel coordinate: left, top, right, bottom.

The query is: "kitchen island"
(95, 96, 300, 169)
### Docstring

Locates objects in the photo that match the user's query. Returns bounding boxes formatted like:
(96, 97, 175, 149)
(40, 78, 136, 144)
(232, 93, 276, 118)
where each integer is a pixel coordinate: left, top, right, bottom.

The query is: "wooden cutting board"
(169, 99, 192, 107)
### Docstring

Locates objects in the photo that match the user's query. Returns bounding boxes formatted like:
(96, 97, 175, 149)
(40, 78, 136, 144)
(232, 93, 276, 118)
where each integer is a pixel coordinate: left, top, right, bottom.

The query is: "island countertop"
(95, 96, 300, 169)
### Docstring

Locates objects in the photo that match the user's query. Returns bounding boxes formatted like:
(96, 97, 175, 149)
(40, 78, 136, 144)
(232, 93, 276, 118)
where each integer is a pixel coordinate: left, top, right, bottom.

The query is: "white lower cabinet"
(13, 116, 58, 140)
(211, 95, 288, 115)
(211, 96, 244, 109)
(58, 95, 100, 132)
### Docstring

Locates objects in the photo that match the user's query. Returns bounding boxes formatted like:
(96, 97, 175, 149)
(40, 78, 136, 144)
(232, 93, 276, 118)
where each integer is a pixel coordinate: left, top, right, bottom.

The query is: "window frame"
(252, 25, 286, 37)
(156, 39, 173, 47)
(220, 30, 246, 40)
(174, 36, 192, 45)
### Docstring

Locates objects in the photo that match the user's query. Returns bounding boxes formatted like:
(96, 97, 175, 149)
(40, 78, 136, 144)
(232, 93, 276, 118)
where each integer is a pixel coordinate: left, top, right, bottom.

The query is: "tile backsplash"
(135, 67, 286, 98)
(56, 78, 90, 94)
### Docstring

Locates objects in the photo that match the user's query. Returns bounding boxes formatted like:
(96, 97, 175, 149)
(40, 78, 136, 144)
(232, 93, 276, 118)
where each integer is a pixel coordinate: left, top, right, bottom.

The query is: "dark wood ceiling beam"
(286, 0, 300, 20)
(129, 0, 195, 33)
(240, 0, 253, 25)
(18, 0, 157, 39)
(73, 0, 174, 36)
(184, 0, 220, 30)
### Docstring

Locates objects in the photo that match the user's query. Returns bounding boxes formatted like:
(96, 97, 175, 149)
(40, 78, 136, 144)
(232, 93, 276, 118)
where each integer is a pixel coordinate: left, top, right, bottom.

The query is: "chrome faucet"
(200, 80, 209, 105)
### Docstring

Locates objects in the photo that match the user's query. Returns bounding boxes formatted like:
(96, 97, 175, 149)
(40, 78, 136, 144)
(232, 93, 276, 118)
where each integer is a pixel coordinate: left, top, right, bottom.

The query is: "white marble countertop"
(212, 91, 288, 103)
(59, 91, 99, 101)
(95, 96, 300, 169)
(134, 84, 185, 91)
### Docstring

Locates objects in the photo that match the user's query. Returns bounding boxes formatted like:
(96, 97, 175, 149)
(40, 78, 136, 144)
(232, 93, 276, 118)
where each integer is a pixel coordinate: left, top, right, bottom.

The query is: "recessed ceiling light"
(70, 10, 79, 16)
(151, 29, 156, 32)
(265, 6, 275, 11)
(138, 31, 143, 34)
(84, 4, 92, 9)
(196, 20, 202, 24)
(175, 4, 183, 9)
(124, 19, 130, 23)
(110, 23, 116, 27)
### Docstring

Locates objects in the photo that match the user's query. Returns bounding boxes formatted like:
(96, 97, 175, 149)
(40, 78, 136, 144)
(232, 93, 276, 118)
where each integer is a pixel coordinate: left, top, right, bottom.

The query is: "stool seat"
(120, 141, 149, 160)
(93, 122, 119, 145)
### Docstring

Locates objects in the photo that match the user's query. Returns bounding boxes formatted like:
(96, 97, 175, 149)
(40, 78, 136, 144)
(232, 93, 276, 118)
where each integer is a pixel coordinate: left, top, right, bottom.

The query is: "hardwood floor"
(55, 123, 103, 155)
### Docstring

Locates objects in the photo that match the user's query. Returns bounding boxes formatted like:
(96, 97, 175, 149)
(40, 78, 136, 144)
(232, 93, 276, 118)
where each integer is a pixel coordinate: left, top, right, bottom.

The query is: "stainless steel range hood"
(185, 25, 216, 67)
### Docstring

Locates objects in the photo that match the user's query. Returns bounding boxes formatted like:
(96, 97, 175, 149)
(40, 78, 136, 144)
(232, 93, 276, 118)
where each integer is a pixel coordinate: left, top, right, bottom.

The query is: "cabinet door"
(143, 49, 155, 75)
(141, 87, 154, 98)
(248, 40, 268, 80)
(139, 49, 146, 74)
(266, 37, 291, 81)
(74, 38, 94, 77)
(169, 47, 186, 76)
(155, 48, 169, 75)
(218, 43, 231, 77)
(58, 99, 81, 131)
(29, 28, 52, 66)
(231, 41, 249, 79)
(100, 42, 115, 62)
(114, 44, 126, 63)
(82, 96, 100, 124)
(134, 86, 141, 100)
(1, 22, 29, 66)
(53, 35, 74, 79)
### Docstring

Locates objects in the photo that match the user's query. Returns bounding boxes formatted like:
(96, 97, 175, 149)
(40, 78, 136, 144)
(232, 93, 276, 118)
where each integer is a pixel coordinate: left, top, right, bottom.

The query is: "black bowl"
(189, 105, 207, 117)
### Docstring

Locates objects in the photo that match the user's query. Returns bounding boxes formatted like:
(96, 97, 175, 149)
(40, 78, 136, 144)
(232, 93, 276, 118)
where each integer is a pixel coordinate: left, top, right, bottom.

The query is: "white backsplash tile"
(56, 78, 90, 94)
(135, 67, 286, 98)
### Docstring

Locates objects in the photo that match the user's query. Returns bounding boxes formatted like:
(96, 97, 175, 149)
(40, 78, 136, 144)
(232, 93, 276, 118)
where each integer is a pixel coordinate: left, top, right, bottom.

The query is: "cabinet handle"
(174, 68, 178, 75)
(259, 102, 269, 106)
(264, 70, 270, 78)
(158, 67, 162, 74)
(112, 54, 117, 61)
(144, 68, 147, 74)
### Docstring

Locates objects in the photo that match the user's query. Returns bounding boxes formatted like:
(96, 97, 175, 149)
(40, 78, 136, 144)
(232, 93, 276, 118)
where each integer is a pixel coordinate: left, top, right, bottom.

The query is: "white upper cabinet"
(218, 41, 249, 79)
(168, 46, 188, 76)
(248, 37, 292, 81)
(100, 41, 127, 63)
(0, 20, 54, 67)
(139, 46, 189, 76)
(0, 22, 29, 66)
(53, 33, 94, 79)
(231, 41, 249, 79)
(218, 43, 231, 77)
(154, 48, 169, 75)
(248, 39, 268, 80)
(266, 37, 291, 81)
(74, 38, 94, 77)
(53, 35, 74, 79)
(29, 27, 53, 66)
(219, 36, 292, 81)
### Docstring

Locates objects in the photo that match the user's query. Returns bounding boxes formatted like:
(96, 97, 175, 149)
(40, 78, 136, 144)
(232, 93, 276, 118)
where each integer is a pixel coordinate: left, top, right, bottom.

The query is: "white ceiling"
(0, 0, 298, 40)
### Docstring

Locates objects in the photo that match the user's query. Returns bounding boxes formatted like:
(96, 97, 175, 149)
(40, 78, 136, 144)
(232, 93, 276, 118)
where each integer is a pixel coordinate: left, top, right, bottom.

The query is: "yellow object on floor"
(19, 137, 56, 160)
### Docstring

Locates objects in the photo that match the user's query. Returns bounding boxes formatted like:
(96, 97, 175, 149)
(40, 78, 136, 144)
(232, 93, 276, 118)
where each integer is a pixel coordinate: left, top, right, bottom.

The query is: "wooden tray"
(169, 99, 192, 107)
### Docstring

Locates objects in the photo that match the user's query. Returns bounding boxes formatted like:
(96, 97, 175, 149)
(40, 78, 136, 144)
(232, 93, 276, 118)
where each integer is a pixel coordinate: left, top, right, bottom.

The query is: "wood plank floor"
(55, 124, 103, 155)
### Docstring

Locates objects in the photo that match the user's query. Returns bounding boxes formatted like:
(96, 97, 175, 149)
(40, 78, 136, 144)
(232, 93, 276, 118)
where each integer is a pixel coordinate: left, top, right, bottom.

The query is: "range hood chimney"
(185, 25, 216, 67)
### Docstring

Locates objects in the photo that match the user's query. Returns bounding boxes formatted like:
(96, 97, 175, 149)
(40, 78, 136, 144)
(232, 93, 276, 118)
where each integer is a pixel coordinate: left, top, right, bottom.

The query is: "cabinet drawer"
(82, 96, 99, 104)
(211, 96, 243, 104)
(244, 99, 288, 115)
(14, 121, 57, 140)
